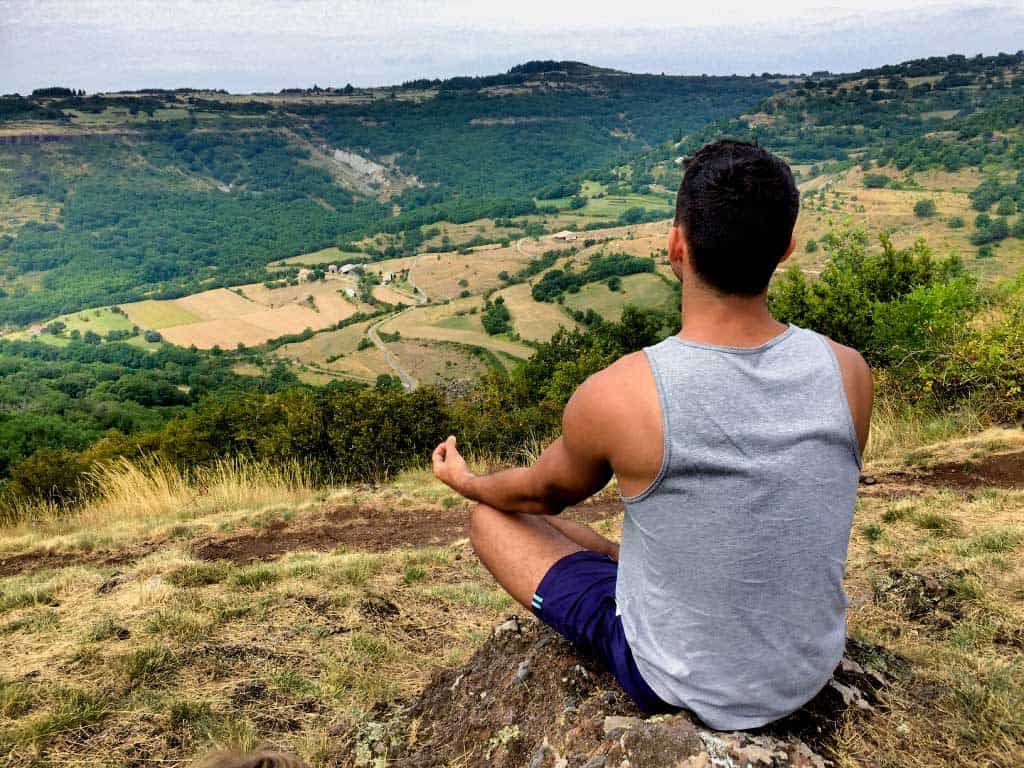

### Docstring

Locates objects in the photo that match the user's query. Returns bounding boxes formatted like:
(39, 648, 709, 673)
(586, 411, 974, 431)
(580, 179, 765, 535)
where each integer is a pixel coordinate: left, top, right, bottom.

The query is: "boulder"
(339, 616, 906, 767)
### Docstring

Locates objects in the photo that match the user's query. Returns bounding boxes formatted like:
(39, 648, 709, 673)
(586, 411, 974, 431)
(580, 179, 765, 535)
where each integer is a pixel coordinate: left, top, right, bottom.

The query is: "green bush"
(914, 199, 937, 218)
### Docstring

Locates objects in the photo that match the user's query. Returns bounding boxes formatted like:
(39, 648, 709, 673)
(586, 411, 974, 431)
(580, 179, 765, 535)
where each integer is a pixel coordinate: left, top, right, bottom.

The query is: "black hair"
(674, 139, 799, 295)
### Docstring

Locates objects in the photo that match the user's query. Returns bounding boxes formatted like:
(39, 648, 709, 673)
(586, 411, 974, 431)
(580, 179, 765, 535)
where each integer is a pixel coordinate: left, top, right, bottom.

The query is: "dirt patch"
(0, 542, 160, 578)
(873, 450, 1024, 491)
(333, 617, 905, 767)
(873, 568, 969, 625)
(191, 499, 623, 565)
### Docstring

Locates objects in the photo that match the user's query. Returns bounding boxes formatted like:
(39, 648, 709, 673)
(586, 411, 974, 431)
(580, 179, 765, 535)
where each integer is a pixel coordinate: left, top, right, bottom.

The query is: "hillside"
(0, 430, 1022, 765)
(0, 62, 779, 326)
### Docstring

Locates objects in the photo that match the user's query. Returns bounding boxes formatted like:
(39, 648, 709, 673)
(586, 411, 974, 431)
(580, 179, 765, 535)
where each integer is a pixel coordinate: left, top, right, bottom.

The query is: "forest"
(1, 51, 1024, 504)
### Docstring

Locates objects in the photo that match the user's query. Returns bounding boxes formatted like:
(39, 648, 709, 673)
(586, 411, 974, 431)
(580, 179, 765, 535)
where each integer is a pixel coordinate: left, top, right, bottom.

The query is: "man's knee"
(468, 503, 534, 555)
(468, 502, 497, 552)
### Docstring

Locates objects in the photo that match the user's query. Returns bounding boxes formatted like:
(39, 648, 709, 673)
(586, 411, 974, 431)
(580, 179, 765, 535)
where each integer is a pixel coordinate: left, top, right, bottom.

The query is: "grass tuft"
(167, 561, 233, 588)
(913, 511, 962, 537)
(230, 564, 280, 591)
(119, 644, 179, 687)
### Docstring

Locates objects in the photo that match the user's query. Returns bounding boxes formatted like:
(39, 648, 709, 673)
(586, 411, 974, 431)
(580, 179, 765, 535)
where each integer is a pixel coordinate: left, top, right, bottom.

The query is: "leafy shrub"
(914, 199, 937, 218)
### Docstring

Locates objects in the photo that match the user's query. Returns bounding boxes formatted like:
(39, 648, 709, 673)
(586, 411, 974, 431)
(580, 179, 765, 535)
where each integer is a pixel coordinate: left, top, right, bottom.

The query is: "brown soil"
(332, 617, 906, 768)
(191, 499, 623, 565)
(0, 499, 621, 578)
(865, 449, 1024, 493)
(0, 542, 160, 578)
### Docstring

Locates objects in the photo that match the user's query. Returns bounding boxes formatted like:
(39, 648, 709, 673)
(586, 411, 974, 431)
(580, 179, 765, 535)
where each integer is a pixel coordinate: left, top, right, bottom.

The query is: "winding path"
(368, 309, 419, 391)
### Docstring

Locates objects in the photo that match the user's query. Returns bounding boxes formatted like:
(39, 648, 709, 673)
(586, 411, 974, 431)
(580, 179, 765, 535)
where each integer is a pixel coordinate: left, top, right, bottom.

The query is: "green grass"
(1, 686, 108, 750)
(0, 584, 57, 615)
(956, 528, 1024, 558)
(326, 554, 382, 588)
(564, 272, 676, 320)
(122, 299, 203, 330)
(167, 561, 233, 588)
(168, 699, 215, 731)
(119, 644, 179, 687)
(0, 609, 59, 635)
(230, 564, 281, 591)
(914, 511, 963, 537)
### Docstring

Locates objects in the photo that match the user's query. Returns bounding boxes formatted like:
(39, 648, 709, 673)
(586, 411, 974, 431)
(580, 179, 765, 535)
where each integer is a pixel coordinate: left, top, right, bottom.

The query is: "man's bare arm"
(827, 339, 873, 455)
(432, 376, 612, 515)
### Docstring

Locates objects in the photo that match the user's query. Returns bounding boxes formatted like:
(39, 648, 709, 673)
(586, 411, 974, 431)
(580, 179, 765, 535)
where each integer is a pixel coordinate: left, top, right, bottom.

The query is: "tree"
(914, 199, 937, 218)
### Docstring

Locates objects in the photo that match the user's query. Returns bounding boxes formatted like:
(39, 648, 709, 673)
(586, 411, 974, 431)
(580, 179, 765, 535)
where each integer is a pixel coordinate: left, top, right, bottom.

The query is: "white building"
(553, 230, 578, 242)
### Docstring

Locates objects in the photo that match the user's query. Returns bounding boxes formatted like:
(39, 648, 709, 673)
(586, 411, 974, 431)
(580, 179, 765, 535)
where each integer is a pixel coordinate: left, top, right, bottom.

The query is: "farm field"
(494, 282, 579, 341)
(4, 306, 161, 349)
(564, 272, 678, 321)
(269, 246, 367, 269)
(121, 281, 367, 350)
(385, 340, 490, 386)
(376, 296, 534, 360)
(273, 320, 391, 383)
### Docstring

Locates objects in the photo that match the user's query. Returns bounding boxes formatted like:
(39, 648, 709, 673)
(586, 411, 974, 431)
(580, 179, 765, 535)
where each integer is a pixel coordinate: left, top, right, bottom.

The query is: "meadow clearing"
(0, 423, 1021, 766)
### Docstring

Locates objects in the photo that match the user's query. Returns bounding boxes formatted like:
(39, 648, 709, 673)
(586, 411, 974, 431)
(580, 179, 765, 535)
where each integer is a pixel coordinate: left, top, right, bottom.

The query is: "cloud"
(1, 0, 1021, 93)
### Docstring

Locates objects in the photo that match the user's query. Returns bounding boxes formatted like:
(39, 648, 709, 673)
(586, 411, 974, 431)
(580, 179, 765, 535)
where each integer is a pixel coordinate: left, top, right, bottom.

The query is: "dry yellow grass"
(494, 282, 580, 341)
(0, 425, 1021, 766)
(378, 297, 533, 359)
(125, 282, 364, 350)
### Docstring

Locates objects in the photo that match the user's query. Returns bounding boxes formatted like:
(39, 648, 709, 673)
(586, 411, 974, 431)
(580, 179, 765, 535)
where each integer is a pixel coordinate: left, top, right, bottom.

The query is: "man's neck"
(678, 278, 787, 348)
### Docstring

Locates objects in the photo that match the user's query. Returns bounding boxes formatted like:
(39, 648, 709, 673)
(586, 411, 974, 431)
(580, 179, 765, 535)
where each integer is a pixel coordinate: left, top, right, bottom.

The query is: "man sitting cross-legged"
(432, 139, 872, 731)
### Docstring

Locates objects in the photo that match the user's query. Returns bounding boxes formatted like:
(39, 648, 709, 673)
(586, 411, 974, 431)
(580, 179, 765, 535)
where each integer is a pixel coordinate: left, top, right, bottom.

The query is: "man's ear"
(778, 234, 797, 265)
(668, 224, 686, 265)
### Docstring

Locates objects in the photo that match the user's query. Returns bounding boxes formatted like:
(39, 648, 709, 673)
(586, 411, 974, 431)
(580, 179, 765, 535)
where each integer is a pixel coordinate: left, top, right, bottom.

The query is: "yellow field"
(494, 282, 579, 341)
(372, 284, 417, 305)
(387, 340, 489, 386)
(275, 320, 376, 364)
(122, 300, 203, 329)
(378, 297, 533, 359)
(124, 282, 363, 350)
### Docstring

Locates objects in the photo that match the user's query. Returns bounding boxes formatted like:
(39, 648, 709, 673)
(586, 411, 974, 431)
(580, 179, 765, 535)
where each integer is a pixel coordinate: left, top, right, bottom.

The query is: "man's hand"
(432, 435, 475, 497)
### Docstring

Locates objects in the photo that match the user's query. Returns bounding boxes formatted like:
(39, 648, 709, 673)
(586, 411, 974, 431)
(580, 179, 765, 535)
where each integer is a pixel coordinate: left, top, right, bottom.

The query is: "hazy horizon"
(2, 0, 1023, 95)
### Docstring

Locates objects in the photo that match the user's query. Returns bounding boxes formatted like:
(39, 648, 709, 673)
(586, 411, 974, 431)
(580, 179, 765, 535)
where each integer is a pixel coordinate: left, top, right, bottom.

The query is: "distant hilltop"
(12, 51, 1024, 99)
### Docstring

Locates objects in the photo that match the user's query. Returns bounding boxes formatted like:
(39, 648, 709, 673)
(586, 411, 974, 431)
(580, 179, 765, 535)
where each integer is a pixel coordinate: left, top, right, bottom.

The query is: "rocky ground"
(341, 618, 907, 768)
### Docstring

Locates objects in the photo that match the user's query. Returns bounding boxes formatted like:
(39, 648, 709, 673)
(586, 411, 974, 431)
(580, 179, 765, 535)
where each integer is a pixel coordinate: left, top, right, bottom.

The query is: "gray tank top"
(617, 323, 861, 731)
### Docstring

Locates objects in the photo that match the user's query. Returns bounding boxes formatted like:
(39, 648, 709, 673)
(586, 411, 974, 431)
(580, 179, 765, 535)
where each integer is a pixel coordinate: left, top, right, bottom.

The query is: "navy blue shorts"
(531, 549, 675, 715)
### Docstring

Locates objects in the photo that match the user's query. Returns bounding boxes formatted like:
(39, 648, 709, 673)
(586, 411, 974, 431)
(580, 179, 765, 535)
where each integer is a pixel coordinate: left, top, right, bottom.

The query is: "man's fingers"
(433, 436, 460, 478)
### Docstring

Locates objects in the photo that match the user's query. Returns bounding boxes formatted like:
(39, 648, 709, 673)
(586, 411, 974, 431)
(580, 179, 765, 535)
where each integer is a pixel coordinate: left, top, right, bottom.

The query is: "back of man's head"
(674, 140, 799, 296)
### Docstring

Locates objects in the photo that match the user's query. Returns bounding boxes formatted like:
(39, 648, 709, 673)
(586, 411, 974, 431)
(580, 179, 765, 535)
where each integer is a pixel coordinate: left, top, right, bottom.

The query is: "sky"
(2, 0, 1023, 94)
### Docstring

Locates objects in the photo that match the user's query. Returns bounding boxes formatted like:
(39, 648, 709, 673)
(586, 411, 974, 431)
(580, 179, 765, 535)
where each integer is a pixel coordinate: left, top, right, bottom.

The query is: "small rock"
(581, 756, 606, 768)
(515, 660, 531, 684)
(97, 571, 125, 594)
(603, 715, 642, 739)
(859, 475, 877, 485)
(114, 627, 131, 641)
(495, 617, 521, 637)
(360, 594, 399, 619)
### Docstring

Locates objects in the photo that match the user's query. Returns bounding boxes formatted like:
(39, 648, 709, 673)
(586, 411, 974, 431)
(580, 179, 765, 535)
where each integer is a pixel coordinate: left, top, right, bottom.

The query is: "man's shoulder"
(819, 335, 872, 381)
(568, 351, 654, 421)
